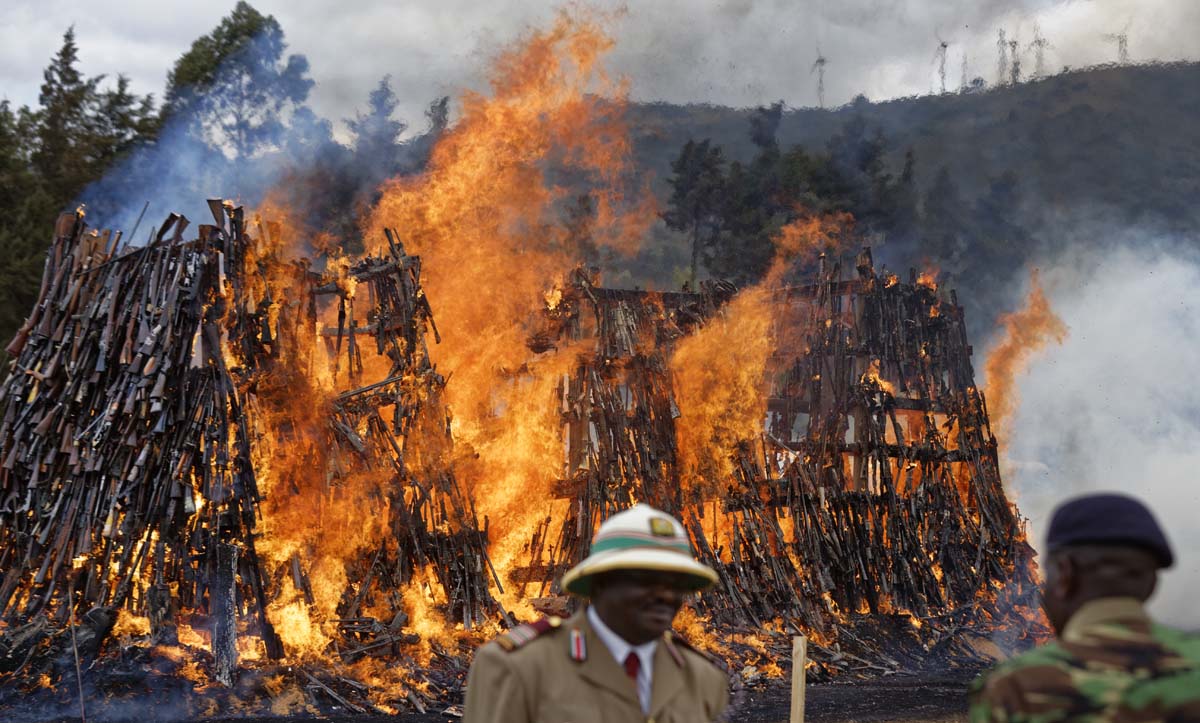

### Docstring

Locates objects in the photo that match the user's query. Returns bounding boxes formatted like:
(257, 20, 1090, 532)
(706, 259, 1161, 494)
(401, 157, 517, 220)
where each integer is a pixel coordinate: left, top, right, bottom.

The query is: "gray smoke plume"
(997, 229, 1200, 629)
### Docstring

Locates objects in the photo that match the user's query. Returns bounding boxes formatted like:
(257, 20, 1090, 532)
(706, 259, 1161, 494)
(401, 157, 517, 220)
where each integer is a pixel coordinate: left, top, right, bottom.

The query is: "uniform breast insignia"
(569, 627, 587, 661)
(494, 616, 563, 652)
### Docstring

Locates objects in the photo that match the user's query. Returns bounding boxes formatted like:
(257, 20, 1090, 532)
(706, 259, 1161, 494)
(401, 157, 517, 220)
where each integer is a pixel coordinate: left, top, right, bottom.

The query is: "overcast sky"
(2, 0, 1197, 140)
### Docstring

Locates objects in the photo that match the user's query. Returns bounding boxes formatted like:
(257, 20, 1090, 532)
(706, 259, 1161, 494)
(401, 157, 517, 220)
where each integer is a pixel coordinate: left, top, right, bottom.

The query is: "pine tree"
(748, 101, 784, 152)
(702, 105, 793, 285)
(90, 75, 159, 169)
(0, 102, 30, 214)
(26, 29, 157, 215)
(707, 159, 777, 285)
(662, 139, 726, 288)
(32, 27, 97, 203)
(0, 101, 52, 351)
(346, 76, 407, 181)
(0, 29, 157, 352)
(163, 1, 313, 158)
(402, 96, 450, 174)
(973, 170, 1030, 260)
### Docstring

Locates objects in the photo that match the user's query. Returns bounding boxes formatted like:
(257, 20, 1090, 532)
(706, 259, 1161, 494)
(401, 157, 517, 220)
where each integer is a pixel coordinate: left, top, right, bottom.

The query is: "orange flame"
(863, 358, 896, 395)
(917, 266, 939, 291)
(670, 213, 852, 537)
(194, 6, 655, 671)
(671, 285, 774, 494)
(983, 269, 1068, 444)
(364, 8, 652, 614)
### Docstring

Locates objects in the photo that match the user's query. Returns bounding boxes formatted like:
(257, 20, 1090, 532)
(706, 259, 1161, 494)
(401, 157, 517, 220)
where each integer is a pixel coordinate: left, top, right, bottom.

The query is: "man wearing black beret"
(969, 493, 1200, 722)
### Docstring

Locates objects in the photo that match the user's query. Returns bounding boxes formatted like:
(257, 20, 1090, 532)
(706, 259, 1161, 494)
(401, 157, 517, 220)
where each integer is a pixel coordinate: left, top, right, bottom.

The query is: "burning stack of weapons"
(0, 204, 499, 715)
(511, 250, 1040, 673)
(0, 203, 1042, 717)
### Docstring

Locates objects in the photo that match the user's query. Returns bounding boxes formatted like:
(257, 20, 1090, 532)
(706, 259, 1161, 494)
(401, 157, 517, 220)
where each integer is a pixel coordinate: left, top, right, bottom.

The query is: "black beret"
(1047, 493, 1174, 569)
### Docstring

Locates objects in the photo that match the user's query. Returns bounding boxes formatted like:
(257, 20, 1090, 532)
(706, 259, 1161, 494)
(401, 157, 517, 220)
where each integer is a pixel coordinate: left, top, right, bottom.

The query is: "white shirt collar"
(586, 605, 657, 712)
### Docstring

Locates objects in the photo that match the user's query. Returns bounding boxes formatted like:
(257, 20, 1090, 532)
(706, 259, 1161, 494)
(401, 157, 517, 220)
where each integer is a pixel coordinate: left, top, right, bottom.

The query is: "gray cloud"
(2, 1, 1197, 142)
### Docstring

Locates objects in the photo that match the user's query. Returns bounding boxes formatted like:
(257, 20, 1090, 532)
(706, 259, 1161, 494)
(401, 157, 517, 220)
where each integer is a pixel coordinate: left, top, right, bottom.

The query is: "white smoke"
(1000, 240, 1200, 629)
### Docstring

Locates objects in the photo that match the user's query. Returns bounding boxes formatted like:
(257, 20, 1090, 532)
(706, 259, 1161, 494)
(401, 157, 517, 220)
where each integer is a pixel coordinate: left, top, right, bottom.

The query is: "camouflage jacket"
(969, 597, 1200, 723)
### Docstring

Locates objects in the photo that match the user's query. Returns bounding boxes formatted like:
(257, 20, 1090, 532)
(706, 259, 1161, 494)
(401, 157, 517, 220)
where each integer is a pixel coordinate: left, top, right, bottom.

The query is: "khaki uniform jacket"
(463, 610, 729, 723)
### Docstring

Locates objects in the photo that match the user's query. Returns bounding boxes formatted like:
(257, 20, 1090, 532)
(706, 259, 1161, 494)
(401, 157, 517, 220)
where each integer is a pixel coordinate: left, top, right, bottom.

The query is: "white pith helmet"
(560, 503, 719, 597)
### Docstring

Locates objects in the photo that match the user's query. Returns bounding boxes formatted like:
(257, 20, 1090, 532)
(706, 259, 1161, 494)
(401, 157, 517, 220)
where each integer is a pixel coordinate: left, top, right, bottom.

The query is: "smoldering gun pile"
(0, 205, 1041, 718)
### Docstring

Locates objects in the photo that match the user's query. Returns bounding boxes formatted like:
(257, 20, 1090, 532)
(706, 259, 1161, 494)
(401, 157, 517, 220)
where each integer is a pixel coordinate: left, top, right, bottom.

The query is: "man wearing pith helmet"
(464, 503, 730, 723)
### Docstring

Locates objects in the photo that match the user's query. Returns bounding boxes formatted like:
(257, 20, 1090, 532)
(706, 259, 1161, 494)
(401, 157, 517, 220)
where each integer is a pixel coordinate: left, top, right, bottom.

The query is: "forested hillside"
(622, 61, 1200, 334)
(630, 62, 1200, 229)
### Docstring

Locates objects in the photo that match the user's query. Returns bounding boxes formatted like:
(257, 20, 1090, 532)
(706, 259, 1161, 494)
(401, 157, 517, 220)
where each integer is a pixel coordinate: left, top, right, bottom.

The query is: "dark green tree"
(346, 76, 407, 181)
(922, 166, 970, 266)
(90, 75, 159, 168)
(0, 102, 32, 215)
(0, 29, 156, 352)
(27, 28, 156, 212)
(31, 27, 98, 203)
(163, 1, 313, 158)
(0, 102, 53, 350)
(748, 101, 784, 152)
(702, 110, 927, 285)
(973, 170, 1031, 261)
(703, 104, 794, 285)
(825, 113, 895, 233)
(706, 158, 778, 285)
(402, 96, 450, 176)
(662, 139, 726, 287)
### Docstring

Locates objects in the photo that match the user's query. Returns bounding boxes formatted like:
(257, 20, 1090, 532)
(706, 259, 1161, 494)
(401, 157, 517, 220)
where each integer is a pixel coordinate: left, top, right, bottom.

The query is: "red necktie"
(623, 651, 640, 681)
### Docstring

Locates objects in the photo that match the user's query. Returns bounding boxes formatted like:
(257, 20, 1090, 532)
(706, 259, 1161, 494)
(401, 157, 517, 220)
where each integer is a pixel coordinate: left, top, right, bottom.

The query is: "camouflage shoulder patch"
(494, 616, 563, 652)
(1152, 623, 1200, 662)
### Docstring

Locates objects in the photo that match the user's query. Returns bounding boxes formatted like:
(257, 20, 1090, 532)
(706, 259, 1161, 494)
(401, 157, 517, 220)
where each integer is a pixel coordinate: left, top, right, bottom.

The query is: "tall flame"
(670, 214, 851, 514)
(365, 8, 652, 613)
(983, 269, 1068, 444)
(671, 285, 774, 495)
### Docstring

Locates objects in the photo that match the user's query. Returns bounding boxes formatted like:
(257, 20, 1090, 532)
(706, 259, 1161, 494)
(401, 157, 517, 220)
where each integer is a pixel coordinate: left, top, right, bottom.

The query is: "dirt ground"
(53, 672, 969, 723)
(735, 674, 973, 723)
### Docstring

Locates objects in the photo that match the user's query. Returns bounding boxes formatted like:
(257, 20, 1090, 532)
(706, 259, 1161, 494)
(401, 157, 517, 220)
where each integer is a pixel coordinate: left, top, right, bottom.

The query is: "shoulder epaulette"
(662, 631, 686, 666)
(494, 616, 563, 652)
